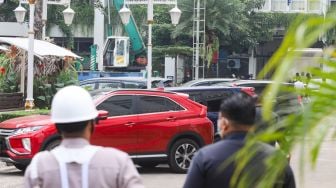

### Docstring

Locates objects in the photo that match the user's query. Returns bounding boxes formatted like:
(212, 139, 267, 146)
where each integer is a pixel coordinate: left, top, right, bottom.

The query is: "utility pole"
(192, 0, 205, 80)
(195, 0, 200, 80)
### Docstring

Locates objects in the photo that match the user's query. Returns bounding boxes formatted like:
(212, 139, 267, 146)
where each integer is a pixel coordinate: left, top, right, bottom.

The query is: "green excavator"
(102, 0, 146, 71)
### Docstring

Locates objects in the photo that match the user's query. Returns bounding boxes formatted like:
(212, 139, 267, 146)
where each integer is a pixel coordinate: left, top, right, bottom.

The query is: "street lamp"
(119, 4, 131, 26)
(62, 5, 75, 26)
(13, 4, 27, 23)
(14, 0, 75, 110)
(169, 5, 182, 26)
(119, 0, 181, 89)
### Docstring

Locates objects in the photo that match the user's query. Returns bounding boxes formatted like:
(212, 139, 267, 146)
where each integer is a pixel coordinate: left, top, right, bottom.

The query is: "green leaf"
(37, 96, 46, 101)
(54, 83, 65, 88)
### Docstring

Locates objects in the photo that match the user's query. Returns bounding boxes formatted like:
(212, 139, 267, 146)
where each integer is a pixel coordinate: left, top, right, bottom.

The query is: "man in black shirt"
(183, 93, 295, 188)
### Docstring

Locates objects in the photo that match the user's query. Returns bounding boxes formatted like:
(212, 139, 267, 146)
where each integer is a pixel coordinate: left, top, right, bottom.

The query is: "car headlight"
(22, 138, 31, 152)
(13, 126, 44, 135)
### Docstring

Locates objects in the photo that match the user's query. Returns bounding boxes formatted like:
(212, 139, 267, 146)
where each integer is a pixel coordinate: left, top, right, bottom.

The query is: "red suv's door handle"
(125, 122, 135, 127)
(166, 117, 176, 121)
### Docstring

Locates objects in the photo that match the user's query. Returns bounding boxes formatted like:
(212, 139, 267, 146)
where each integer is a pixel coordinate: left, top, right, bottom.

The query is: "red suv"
(0, 90, 213, 173)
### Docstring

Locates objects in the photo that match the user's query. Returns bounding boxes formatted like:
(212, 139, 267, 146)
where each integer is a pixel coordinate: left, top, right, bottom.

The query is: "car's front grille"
(0, 136, 9, 157)
(0, 129, 15, 137)
(0, 129, 14, 157)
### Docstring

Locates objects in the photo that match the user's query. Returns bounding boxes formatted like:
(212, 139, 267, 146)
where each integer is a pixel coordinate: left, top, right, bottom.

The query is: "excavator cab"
(103, 36, 130, 68)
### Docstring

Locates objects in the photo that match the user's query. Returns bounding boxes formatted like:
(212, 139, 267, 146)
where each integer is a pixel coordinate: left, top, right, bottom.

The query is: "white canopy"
(0, 46, 8, 51)
(0, 37, 81, 59)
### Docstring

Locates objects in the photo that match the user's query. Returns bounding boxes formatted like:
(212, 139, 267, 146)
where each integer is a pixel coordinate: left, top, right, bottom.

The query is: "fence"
(0, 92, 24, 111)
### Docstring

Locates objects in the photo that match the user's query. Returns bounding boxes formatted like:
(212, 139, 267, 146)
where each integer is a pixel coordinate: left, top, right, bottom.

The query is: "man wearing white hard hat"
(24, 86, 144, 188)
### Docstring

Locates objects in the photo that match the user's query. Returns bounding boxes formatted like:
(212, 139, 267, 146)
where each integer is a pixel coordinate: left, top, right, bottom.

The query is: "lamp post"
(14, 0, 75, 110)
(119, 0, 181, 89)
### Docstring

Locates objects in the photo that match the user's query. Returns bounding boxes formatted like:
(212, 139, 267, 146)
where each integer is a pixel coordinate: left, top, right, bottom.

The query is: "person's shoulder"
(33, 150, 55, 162)
(198, 140, 235, 154)
(255, 142, 278, 155)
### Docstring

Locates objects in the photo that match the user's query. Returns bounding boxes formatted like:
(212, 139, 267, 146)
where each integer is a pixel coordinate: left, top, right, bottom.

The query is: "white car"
(180, 78, 237, 87)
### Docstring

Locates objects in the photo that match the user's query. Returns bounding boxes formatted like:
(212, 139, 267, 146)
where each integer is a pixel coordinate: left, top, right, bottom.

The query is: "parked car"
(0, 90, 213, 173)
(165, 86, 255, 141)
(180, 78, 237, 87)
(214, 80, 299, 117)
(80, 77, 173, 91)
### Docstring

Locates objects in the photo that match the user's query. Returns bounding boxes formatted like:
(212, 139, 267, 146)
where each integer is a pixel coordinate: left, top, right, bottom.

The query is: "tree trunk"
(34, 0, 44, 40)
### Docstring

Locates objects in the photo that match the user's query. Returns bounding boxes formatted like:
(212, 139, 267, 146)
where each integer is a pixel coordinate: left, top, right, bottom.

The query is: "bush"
(0, 109, 50, 122)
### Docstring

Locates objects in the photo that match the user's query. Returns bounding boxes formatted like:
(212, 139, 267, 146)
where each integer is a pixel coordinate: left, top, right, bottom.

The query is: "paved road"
(1, 139, 336, 188)
(0, 163, 186, 188)
(290, 137, 336, 188)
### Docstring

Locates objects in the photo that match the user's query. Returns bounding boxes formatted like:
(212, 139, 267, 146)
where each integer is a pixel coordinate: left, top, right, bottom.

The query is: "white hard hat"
(51, 86, 98, 123)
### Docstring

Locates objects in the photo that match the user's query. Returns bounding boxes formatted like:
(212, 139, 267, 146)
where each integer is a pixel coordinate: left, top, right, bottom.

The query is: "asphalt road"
(1, 139, 336, 188)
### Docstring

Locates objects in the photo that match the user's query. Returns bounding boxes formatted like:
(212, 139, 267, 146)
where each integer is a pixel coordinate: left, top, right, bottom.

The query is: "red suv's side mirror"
(97, 110, 108, 120)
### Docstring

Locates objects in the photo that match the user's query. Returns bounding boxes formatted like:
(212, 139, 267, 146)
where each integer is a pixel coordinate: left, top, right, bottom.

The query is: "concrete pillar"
(165, 56, 176, 82)
(248, 49, 257, 79)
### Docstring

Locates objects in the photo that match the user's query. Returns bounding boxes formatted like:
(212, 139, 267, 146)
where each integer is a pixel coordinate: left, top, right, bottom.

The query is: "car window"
(98, 82, 122, 89)
(184, 92, 204, 104)
(81, 83, 95, 91)
(96, 95, 133, 116)
(122, 81, 144, 89)
(137, 95, 184, 114)
(194, 82, 209, 86)
(204, 90, 233, 112)
(209, 81, 225, 85)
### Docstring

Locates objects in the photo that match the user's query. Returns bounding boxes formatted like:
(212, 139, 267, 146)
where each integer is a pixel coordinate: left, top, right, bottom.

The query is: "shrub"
(0, 109, 50, 122)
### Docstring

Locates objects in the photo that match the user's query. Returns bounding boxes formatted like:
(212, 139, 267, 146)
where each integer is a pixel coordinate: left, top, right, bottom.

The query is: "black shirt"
(183, 132, 295, 188)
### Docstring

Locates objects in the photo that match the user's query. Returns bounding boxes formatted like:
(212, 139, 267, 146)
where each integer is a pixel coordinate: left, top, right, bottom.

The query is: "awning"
(0, 46, 8, 51)
(0, 37, 81, 59)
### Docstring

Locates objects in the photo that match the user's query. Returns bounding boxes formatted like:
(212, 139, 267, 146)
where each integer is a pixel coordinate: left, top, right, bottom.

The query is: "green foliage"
(233, 11, 336, 186)
(174, 0, 300, 65)
(0, 55, 19, 93)
(34, 64, 78, 109)
(0, 109, 50, 123)
(153, 46, 193, 57)
(47, 0, 94, 48)
(0, 0, 18, 22)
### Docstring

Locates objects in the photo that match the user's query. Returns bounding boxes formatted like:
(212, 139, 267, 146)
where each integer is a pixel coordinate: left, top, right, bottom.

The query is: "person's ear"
(222, 119, 230, 132)
(88, 120, 95, 134)
(222, 118, 229, 127)
(219, 117, 230, 138)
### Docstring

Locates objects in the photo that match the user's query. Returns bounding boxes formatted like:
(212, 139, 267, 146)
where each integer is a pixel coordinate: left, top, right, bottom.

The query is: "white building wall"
(0, 22, 28, 37)
(48, 24, 93, 38)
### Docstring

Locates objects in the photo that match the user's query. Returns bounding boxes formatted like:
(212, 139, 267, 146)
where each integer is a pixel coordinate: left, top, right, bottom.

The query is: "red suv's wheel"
(169, 138, 199, 173)
(13, 163, 27, 171)
(45, 140, 61, 151)
(137, 162, 159, 168)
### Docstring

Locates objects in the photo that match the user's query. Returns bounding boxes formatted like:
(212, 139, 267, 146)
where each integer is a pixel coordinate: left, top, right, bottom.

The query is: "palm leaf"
(232, 10, 336, 187)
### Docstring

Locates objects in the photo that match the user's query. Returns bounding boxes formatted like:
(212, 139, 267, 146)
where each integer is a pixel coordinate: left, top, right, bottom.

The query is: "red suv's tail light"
(200, 106, 207, 118)
(241, 87, 256, 97)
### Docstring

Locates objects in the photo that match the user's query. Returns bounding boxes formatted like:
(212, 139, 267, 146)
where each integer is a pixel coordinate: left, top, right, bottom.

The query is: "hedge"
(0, 109, 50, 123)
